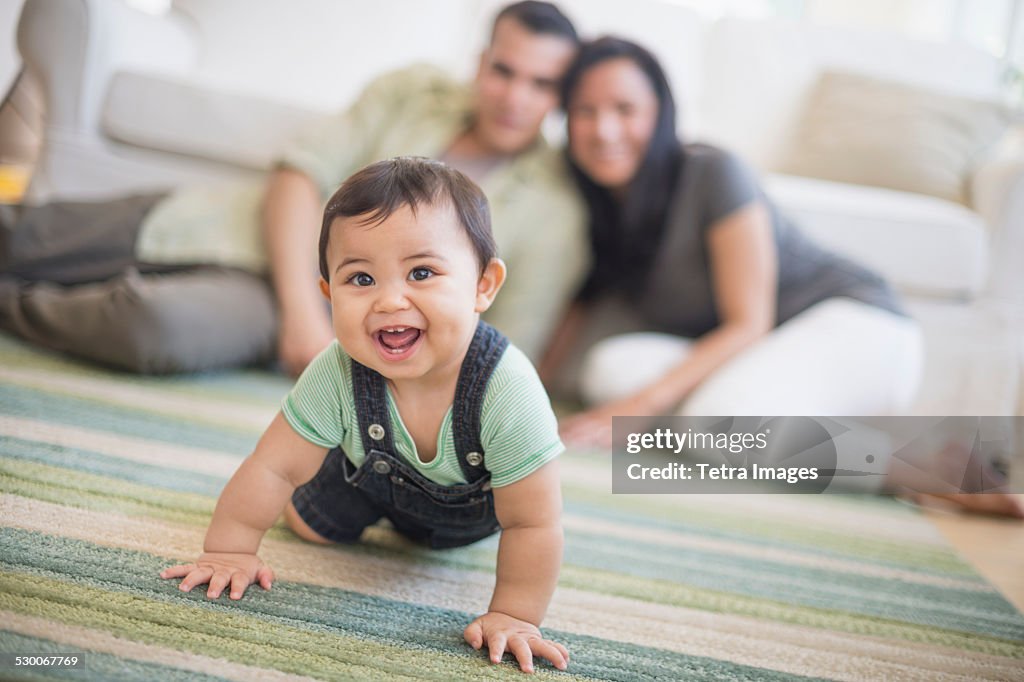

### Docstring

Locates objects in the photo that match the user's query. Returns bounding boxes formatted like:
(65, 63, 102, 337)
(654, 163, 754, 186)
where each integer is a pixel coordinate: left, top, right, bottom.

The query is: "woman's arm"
(560, 201, 776, 447)
(537, 301, 589, 388)
(642, 199, 776, 409)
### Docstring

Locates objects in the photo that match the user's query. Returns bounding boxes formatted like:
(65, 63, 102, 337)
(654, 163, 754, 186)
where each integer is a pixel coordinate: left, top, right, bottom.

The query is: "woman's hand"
(559, 391, 659, 450)
(160, 552, 274, 600)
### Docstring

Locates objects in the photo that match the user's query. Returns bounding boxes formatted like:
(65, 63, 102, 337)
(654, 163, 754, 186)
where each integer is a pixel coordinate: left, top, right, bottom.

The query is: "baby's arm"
(161, 412, 328, 599)
(464, 460, 568, 673)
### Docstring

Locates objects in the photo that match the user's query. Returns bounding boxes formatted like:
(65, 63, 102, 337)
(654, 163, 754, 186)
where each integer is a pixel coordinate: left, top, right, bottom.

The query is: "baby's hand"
(160, 552, 274, 600)
(464, 611, 569, 674)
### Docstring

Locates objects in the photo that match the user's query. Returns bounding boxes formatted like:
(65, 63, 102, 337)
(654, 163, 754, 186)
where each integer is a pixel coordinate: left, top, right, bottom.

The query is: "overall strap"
(350, 358, 398, 456)
(452, 321, 509, 484)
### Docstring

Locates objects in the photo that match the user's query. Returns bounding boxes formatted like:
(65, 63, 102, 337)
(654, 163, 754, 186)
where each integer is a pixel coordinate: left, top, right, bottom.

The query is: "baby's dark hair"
(319, 157, 496, 281)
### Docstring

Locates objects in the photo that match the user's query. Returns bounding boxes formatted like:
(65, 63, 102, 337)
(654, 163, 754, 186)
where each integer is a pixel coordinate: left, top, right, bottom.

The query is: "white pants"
(579, 299, 925, 491)
(580, 298, 923, 415)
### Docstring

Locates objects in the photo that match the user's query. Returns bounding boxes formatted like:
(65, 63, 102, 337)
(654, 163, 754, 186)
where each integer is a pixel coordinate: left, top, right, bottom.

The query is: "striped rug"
(1, 333, 1022, 681)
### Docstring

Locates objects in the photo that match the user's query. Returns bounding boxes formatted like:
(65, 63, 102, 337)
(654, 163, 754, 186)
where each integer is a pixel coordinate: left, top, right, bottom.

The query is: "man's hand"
(160, 552, 274, 600)
(464, 611, 569, 674)
(277, 310, 334, 377)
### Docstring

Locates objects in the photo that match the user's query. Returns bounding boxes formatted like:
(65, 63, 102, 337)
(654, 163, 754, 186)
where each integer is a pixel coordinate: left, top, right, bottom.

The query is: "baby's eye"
(409, 267, 434, 282)
(348, 272, 374, 287)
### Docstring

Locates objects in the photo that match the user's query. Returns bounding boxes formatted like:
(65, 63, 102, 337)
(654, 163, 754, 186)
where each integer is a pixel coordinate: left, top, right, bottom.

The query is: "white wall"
(0, 0, 26, 97)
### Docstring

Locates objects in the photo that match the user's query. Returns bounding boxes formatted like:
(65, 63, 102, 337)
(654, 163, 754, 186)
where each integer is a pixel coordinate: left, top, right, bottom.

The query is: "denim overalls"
(291, 321, 509, 549)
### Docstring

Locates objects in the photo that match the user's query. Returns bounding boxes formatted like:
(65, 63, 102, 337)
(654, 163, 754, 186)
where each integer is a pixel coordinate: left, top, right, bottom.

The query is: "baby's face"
(322, 202, 500, 386)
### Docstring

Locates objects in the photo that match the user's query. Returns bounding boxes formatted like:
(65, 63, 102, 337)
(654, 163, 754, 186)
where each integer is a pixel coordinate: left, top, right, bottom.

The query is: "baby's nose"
(373, 282, 411, 312)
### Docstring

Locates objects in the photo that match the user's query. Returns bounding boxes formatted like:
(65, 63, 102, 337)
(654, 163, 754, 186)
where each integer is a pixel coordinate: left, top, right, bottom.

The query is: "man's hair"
(319, 157, 496, 281)
(491, 1, 578, 44)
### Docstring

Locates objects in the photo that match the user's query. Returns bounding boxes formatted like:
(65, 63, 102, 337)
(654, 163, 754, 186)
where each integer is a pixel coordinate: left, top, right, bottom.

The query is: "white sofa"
(13, 0, 1024, 415)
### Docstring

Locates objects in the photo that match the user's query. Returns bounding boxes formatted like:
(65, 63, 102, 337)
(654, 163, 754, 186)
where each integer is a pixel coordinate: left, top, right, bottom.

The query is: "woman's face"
(567, 57, 660, 192)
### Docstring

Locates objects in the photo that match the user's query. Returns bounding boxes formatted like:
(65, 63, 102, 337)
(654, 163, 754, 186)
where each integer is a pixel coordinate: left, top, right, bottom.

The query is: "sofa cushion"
(779, 71, 1013, 204)
(765, 174, 989, 299)
(102, 71, 324, 171)
(698, 18, 1007, 171)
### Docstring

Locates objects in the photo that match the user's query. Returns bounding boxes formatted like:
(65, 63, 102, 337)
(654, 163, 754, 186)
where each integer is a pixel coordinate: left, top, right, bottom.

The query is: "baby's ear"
(475, 258, 507, 313)
(319, 278, 331, 300)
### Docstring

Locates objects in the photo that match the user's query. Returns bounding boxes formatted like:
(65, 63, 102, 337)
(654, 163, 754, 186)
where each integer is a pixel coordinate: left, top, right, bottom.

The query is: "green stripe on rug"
(0, 564, 821, 681)
(4, 425, 997, 625)
(3, 525, 1022, 658)
(558, 531, 1019, 627)
(0, 458, 219, 528)
(2, 455, 1009, 639)
(1, 386, 262, 452)
(3, 332, 1023, 681)
(2, 437, 227, 498)
(2, 452, 1016, 638)
(0, 438, 970, 581)
(562, 488, 975, 575)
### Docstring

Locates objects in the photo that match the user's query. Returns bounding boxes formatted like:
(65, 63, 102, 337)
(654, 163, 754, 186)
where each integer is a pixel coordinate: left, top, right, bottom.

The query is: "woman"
(547, 37, 924, 450)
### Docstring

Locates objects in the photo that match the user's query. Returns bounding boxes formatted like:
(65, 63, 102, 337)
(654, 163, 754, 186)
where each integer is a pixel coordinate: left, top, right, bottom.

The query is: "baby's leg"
(283, 501, 333, 545)
(289, 448, 384, 543)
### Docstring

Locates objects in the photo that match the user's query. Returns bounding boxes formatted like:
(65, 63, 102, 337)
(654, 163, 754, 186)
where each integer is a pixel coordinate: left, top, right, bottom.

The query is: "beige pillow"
(780, 70, 1014, 204)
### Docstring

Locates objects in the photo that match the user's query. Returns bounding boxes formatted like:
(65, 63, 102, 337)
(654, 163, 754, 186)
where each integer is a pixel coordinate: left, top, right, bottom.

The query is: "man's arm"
(463, 460, 569, 673)
(262, 168, 335, 376)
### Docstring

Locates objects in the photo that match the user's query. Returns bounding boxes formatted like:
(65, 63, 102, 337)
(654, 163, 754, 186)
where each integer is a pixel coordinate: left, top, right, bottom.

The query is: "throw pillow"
(780, 70, 1014, 204)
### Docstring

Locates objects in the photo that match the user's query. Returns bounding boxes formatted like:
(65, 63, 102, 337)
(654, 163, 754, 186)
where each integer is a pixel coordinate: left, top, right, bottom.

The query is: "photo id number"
(0, 653, 84, 668)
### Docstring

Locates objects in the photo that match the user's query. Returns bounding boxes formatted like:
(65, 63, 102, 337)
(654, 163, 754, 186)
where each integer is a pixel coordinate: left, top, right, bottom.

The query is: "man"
(0, 1, 585, 376)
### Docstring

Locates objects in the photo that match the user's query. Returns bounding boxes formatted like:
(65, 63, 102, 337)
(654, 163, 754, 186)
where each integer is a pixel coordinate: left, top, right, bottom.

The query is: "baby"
(161, 157, 569, 673)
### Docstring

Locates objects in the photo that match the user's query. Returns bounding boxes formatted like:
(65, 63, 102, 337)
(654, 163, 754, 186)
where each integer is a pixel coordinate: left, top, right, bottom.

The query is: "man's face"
(472, 18, 576, 155)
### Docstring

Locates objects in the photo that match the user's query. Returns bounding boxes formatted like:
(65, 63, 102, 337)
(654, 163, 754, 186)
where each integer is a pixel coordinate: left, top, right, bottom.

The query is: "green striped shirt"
(282, 340, 563, 488)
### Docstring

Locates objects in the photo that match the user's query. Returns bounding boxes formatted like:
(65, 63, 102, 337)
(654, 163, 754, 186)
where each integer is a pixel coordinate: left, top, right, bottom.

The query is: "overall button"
(466, 451, 483, 466)
(372, 460, 392, 475)
(368, 424, 386, 441)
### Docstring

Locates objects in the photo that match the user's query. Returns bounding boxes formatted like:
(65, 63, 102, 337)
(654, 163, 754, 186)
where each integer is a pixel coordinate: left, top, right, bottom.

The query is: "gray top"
(631, 144, 904, 337)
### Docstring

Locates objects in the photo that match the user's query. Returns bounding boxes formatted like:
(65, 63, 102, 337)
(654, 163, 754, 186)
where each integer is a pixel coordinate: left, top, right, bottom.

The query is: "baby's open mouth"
(376, 326, 422, 355)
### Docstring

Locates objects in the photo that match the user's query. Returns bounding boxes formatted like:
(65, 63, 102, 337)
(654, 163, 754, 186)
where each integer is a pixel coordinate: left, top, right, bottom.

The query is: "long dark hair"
(561, 37, 684, 301)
